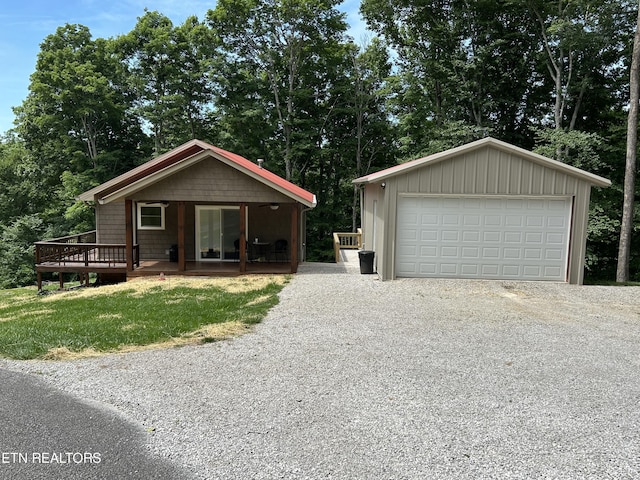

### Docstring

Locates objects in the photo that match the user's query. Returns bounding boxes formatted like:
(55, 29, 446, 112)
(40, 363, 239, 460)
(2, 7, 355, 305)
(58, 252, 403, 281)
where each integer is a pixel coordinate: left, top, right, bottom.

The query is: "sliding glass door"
(196, 206, 240, 261)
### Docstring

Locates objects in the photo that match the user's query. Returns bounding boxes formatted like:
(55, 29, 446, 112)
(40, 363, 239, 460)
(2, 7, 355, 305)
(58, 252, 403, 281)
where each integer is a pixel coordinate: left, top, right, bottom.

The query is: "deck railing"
(333, 229, 362, 263)
(35, 230, 139, 268)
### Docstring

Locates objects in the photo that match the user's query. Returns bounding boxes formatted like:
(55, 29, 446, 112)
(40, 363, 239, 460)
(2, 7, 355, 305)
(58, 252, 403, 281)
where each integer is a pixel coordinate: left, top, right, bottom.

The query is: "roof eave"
(353, 137, 612, 187)
(91, 148, 318, 207)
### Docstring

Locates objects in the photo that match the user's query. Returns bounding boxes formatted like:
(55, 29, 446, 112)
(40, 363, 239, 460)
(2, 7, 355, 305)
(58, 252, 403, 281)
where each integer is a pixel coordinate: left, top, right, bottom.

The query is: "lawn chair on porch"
(274, 239, 288, 262)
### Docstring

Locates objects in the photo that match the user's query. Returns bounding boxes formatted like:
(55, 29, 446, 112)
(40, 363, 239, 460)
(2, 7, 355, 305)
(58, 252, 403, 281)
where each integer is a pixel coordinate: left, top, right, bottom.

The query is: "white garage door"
(396, 196, 571, 281)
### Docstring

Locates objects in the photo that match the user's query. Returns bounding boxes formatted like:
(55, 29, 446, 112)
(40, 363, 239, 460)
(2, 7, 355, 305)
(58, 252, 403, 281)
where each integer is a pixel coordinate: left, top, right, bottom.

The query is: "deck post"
(239, 203, 247, 273)
(178, 201, 186, 272)
(290, 204, 298, 273)
(125, 199, 134, 271)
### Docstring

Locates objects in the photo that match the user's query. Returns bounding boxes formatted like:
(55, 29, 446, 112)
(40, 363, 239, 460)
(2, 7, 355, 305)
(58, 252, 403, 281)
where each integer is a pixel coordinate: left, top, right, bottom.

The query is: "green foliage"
(0, 215, 47, 289)
(532, 128, 606, 171)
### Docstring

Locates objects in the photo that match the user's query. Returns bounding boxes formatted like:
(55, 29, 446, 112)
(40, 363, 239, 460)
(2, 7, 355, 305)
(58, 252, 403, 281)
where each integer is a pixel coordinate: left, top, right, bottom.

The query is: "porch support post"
(239, 203, 247, 273)
(178, 201, 186, 272)
(290, 203, 299, 273)
(125, 199, 134, 272)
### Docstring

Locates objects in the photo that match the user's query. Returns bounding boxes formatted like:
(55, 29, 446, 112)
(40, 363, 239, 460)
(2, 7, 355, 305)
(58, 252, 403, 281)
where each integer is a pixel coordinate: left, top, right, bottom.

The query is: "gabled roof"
(353, 137, 611, 188)
(79, 139, 317, 207)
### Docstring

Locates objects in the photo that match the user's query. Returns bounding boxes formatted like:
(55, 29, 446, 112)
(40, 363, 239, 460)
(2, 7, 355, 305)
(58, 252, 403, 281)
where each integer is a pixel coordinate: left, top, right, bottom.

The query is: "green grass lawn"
(0, 275, 288, 360)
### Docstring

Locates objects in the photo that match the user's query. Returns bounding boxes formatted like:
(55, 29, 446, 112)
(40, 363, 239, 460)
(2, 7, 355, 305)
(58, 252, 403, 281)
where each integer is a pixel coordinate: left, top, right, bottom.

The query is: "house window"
(137, 203, 166, 230)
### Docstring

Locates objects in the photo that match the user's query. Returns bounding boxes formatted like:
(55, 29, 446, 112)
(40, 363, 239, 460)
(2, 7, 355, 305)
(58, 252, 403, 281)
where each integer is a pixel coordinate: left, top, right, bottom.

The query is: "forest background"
(0, 0, 637, 288)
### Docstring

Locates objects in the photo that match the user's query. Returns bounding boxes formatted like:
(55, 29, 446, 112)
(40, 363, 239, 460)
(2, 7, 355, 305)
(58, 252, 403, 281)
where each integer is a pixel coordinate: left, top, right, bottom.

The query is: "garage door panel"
(545, 249, 563, 260)
(504, 232, 522, 243)
(461, 264, 479, 275)
(396, 196, 571, 281)
(525, 232, 543, 243)
(503, 248, 522, 259)
(399, 212, 418, 225)
(420, 246, 437, 257)
(419, 263, 437, 274)
(463, 231, 480, 242)
(461, 247, 480, 258)
(464, 215, 482, 226)
(526, 216, 544, 227)
(546, 233, 565, 244)
(502, 265, 521, 276)
(524, 249, 542, 259)
(544, 266, 562, 277)
(443, 198, 461, 208)
(397, 261, 418, 274)
(441, 246, 459, 257)
(523, 265, 541, 276)
(397, 245, 417, 256)
(440, 263, 458, 274)
(421, 214, 439, 225)
(547, 216, 567, 228)
(481, 265, 499, 275)
(484, 215, 502, 226)
(442, 214, 461, 225)
(484, 231, 501, 242)
(505, 215, 523, 226)
(442, 231, 460, 242)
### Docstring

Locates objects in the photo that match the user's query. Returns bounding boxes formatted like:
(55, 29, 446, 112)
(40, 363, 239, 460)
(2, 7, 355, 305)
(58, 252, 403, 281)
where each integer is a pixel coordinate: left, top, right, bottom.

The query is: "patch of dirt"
(42, 321, 253, 360)
(40, 275, 288, 301)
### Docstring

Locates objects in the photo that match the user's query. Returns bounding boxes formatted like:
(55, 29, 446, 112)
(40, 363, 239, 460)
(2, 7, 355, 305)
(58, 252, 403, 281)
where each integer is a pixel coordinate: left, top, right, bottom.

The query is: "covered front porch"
(127, 199, 302, 273)
(35, 198, 301, 291)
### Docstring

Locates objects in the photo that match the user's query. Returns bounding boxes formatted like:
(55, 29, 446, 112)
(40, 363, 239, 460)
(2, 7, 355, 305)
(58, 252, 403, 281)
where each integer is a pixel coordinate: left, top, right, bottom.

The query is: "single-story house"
(353, 137, 611, 284)
(35, 139, 316, 288)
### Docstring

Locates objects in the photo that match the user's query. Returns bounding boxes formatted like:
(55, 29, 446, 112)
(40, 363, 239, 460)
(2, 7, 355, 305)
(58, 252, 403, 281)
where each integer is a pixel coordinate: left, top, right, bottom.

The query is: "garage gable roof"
(353, 137, 611, 187)
(78, 139, 317, 207)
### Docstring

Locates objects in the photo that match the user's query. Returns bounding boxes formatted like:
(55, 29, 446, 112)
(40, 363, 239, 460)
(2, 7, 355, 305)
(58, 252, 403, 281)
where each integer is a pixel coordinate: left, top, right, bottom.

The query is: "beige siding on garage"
(394, 149, 580, 196)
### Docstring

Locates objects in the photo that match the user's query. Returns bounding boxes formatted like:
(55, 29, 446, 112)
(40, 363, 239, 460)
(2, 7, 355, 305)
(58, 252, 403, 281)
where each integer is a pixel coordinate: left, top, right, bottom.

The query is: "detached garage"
(353, 137, 611, 284)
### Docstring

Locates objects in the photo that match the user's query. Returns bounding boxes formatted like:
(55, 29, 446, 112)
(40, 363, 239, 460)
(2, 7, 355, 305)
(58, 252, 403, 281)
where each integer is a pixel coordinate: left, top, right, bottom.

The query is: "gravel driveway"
(3, 258, 640, 479)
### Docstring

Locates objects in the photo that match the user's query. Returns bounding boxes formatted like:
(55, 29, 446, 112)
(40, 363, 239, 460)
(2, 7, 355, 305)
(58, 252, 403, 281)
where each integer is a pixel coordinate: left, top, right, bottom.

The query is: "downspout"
(300, 205, 314, 262)
(359, 185, 365, 249)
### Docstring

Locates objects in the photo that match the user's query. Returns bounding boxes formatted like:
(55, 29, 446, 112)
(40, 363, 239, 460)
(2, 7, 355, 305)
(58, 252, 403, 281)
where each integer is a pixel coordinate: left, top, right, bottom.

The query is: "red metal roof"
(79, 139, 317, 207)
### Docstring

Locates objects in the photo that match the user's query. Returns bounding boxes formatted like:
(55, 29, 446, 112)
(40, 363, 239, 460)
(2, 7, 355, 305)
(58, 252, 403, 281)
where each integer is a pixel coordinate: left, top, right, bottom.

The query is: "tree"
(117, 11, 181, 155)
(348, 38, 397, 230)
(360, 0, 543, 156)
(207, 0, 348, 182)
(617, 1, 640, 282)
(525, 0, 634, 161)
(15, 25, 142, 178)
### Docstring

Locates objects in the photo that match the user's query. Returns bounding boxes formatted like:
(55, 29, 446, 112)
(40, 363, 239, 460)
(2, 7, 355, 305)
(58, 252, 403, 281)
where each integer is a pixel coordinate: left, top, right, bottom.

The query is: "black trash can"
(358, 250, 375, 274)
(169, 244, 178, 263)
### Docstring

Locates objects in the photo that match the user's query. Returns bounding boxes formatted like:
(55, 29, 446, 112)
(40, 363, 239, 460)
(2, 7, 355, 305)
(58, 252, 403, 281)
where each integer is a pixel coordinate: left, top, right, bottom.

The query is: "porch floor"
(127, 260, 292, 278)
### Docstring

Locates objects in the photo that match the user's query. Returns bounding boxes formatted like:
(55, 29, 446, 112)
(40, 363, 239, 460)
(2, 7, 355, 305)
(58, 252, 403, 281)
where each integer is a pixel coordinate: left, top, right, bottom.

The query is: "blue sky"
(0, 0, 368, 135)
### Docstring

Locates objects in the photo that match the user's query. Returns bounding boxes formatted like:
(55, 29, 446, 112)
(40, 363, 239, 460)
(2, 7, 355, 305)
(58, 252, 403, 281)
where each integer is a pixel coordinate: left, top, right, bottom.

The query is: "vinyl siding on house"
(96, 201, 126, 244)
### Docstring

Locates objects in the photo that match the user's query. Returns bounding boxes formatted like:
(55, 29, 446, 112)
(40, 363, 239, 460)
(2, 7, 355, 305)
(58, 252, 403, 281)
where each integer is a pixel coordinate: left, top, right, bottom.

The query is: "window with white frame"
(137, 203, 166, 230)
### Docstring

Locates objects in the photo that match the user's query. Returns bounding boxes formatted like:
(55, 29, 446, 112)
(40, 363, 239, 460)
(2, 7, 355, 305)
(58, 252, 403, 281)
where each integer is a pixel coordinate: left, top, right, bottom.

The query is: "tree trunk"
(616, 1, 640, 282)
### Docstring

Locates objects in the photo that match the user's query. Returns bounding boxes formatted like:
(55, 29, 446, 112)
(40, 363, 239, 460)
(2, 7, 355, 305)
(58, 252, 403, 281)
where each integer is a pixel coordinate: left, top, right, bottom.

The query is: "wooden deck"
(35, 231, 294, 290)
